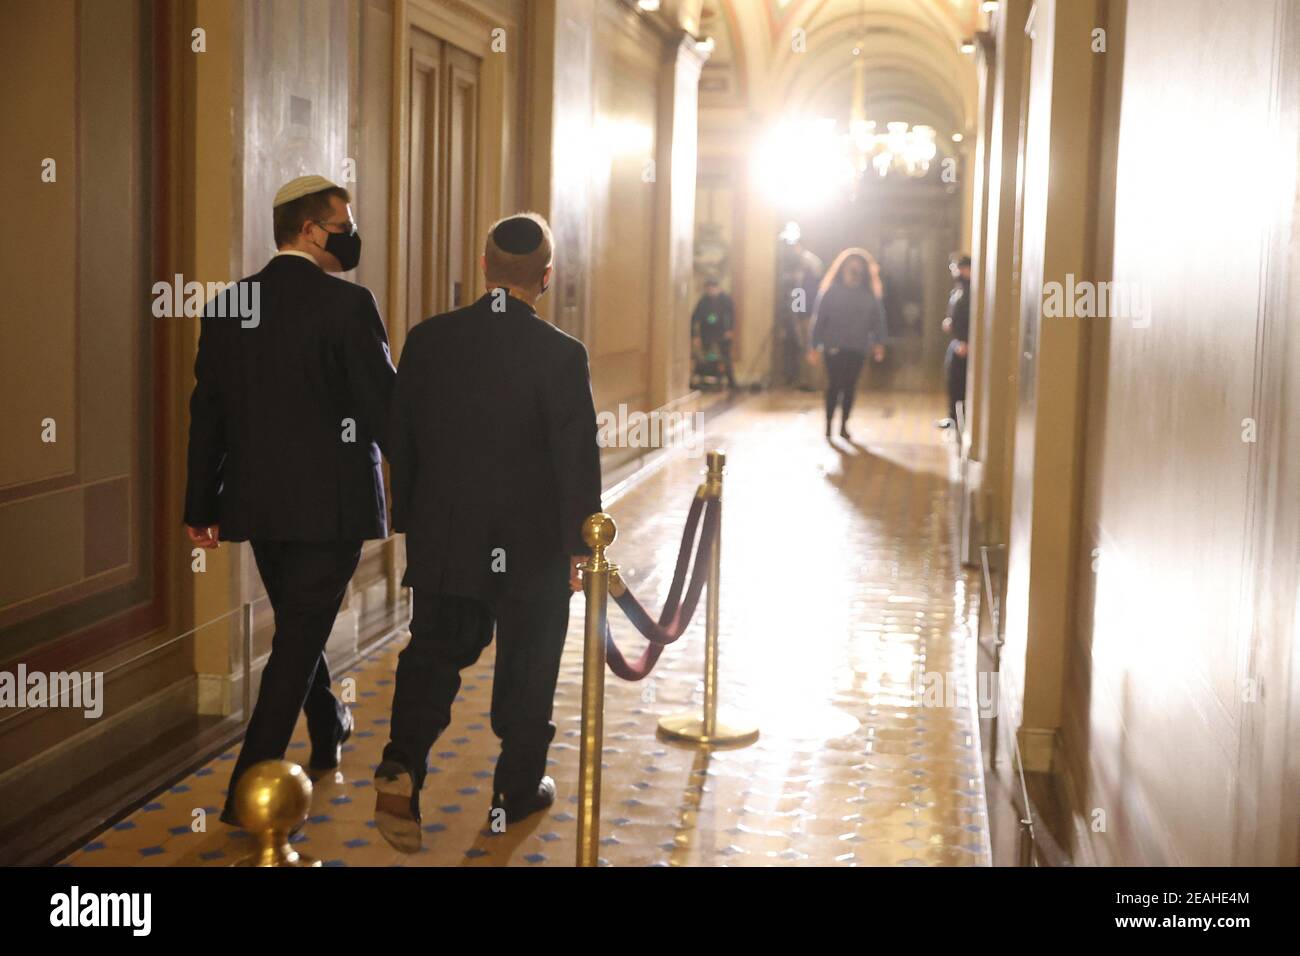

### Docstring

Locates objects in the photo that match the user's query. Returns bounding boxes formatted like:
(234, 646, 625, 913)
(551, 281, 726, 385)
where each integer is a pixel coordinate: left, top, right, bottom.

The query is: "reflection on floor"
(62, 389, 989, 867)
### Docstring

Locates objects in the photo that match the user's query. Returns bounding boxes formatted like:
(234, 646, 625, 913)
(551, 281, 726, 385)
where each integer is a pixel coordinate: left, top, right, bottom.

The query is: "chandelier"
(847, 120, 938, 179)
(843, 26, 937, 180)
(840, 3, 938, 182)
(751, 3, 944, 203)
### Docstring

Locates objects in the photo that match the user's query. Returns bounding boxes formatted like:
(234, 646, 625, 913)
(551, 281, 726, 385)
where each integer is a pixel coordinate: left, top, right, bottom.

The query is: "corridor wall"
(1065, 0, 1300, 866)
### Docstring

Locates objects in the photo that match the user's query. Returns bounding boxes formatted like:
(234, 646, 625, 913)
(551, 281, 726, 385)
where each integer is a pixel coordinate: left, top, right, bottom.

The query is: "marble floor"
(62, 389, 989, 867)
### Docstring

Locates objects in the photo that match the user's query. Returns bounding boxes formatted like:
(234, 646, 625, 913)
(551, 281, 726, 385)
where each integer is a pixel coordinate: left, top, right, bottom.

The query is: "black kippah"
(492, 216, 544, 255)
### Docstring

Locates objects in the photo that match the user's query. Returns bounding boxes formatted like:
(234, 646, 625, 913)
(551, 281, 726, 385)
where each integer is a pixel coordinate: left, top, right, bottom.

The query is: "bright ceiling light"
(637, 0, 660, 11)
(981, 1, 1000, 12)
(952, 132, 964, 143)
(752, 117, 854, 209)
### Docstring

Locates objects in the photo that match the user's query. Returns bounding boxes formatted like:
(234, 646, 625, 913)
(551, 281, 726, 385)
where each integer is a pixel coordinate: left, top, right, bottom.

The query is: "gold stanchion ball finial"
(231, 760, 320, 866)
(582, 512, 617, 552)
(234, 759, 313, 832)
(581, 512, 617, 576)
(704, 450, 726, 497)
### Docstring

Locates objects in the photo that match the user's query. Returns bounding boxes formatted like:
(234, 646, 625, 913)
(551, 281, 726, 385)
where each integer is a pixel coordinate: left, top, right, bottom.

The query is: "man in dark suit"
(373, 212, 602, 852)
(183, 175, 396, 825)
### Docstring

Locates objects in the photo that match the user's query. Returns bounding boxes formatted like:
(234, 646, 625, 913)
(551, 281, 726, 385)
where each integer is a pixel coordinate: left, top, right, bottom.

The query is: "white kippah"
(273, 174, 340, 208)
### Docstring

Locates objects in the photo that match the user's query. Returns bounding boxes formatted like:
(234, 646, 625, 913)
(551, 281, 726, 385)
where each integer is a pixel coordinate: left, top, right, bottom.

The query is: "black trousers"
(383, 569, 572, 801)
(224, 539, 361, 811)
(945, 341, 968, 425)
(824, 348, 867, 423)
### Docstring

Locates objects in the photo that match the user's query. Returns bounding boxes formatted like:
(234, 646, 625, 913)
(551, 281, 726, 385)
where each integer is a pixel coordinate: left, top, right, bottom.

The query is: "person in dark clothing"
(779, 238, 824, 389)
(808, 248, 888, 441)
(938, 254, 972, 431)
(183, 175, 396, 825)
(373, 212, 603, 853)
(691, 277, 736, 389)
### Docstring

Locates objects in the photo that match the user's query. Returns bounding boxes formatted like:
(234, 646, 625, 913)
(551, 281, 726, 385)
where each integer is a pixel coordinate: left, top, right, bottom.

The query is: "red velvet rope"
(602, 493, 720, 681)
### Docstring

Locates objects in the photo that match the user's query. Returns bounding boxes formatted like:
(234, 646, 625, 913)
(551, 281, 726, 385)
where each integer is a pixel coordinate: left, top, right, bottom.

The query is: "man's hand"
(954, 341, 969, 358)
(186, 525, 220, 549)
(942, 316, 953, 334)
(806, 348, 820, 366)
(872, 344, 886, 363)
(570, 555, 585, 593)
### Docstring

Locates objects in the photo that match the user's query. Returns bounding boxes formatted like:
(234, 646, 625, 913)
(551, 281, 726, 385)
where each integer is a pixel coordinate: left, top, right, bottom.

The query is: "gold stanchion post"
(577, 512, 616, 867)
(658, 450, 759, 748)
(230, 760, 320, 867)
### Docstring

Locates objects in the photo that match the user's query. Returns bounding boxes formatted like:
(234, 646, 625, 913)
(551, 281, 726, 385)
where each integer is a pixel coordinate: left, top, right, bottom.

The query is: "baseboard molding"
(1052, 732, 1184, 866)
(1056, 750, 1101, 867)
(1017, 725, 1057, 774)
(0, 674, 203, 865)
(960, 457, 984, 568)
(1, 611, 410, 866)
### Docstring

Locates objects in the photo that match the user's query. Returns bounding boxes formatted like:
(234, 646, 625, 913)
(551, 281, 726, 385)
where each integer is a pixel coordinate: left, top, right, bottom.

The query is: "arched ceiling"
(698, 0, 986, 137)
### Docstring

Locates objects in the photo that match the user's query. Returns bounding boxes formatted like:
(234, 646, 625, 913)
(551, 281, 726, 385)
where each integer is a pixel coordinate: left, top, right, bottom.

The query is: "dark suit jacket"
(183, 254, 397, 542)
(390, 290, 603, 602)
(946, 278, 971, 342)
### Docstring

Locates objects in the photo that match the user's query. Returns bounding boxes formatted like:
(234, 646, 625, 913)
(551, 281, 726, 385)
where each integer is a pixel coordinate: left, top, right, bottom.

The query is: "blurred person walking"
(937, 254, 971, 432)
(808, 248, 887, 441)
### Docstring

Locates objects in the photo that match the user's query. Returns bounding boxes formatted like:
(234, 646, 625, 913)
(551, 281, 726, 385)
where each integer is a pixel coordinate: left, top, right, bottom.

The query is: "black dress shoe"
(490, 776, 556, 825)
(373, 760, 422, 854)
(308, 706, 354, 773)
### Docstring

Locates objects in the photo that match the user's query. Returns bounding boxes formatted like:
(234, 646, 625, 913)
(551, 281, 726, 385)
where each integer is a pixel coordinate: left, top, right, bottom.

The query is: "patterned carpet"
(61, 389, 989, 867)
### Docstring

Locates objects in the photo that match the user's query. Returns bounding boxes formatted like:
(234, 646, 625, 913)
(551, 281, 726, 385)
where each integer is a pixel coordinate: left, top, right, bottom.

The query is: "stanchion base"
(232, 849, 321, 867)
(657, 711, 759, 748)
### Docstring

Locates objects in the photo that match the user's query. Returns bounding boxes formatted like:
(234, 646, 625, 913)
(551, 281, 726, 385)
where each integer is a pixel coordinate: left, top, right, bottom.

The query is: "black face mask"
(321, 228, 361, 271)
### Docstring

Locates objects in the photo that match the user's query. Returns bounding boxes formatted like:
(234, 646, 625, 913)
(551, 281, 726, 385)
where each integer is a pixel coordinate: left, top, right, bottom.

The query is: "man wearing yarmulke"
(375, 212, 602, 852)
(183, 175, 396, 826)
